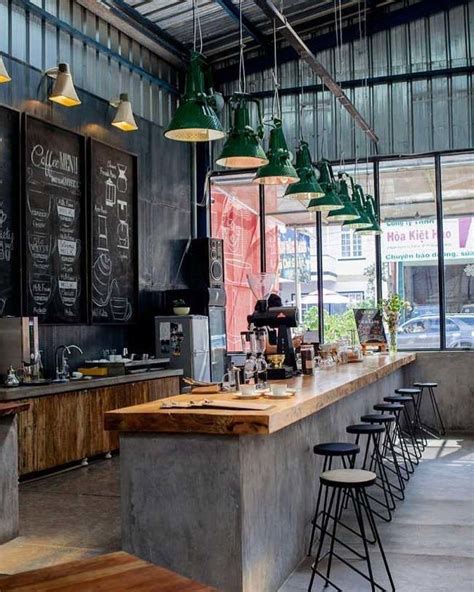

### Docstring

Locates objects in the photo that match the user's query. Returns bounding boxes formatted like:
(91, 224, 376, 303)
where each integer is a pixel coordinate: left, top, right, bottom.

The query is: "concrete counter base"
(120, 367, 405, 592)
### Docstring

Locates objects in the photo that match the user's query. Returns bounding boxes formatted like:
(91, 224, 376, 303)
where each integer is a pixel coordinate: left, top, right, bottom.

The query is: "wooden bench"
(0, 551, 217, 591)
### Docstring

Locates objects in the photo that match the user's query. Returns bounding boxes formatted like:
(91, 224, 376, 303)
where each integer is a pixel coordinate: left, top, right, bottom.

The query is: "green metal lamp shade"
(253, 118, 299, 185)
(306, 182, 344, 211)
(216, 93, 268, 168)
(165, 52, 225, 142)
(315, 159, 334, 193)
(356, 194, 382, 234)
(326, 177, 359, 222)
(342, 183, 373, 229)
(283, 140, 324, 200)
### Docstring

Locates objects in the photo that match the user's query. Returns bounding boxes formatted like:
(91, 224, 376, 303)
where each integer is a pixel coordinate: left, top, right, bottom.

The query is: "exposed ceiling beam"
(252, 0, 379, 144)
(214, 0, 268, 47)
(216, 0, 467, 80)
(75, 0, 188, 68)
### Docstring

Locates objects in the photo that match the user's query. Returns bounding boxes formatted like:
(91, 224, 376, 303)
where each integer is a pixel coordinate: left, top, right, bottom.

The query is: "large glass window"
(441, 153, 474, 350)
(380, 157, 440, 349)
(210, 175, 261, 352)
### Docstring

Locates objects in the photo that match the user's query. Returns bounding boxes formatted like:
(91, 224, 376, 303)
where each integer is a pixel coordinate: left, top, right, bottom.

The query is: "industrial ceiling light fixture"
(47, 63, 81, 107)
(284, 140, 324, 200)
(356, 194, 382, 234)
(216, 0, 267, 168)
(164, 0, 224, 142)
(253, 20, 298, 185)
(306, 159, 344, 211)
(110, 93, 138, 132)
(326, 173, 359, 222)
(0, 55, 11, 84)
(342, 180, 373, 229)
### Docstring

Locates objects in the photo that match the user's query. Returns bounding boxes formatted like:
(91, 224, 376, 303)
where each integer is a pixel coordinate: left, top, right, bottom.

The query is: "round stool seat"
(395, 388, 421, 395)
(313, 442, 360, 457)
(413, 382, 437, 388)
(346, 423, 385, 435)
(384, 395, 412, 404)
(361, 413, 396, 424)
(320, 469, 377, 489)
(374, 402, 404, 412)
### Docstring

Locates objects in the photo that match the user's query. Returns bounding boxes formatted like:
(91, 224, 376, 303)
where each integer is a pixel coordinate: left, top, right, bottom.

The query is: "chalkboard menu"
(353, 308, 387, 345)
(0, 106, 20, 317)
(90, 140, 137, 323)
(24, 116, 86, 323)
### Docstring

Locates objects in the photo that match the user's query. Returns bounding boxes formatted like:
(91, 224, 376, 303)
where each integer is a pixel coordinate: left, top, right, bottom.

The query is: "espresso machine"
(246, 273, 299, 378)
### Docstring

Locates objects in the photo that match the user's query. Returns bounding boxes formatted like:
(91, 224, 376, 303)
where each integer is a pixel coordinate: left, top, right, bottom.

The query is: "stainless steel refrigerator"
(154, 315, 210, 382)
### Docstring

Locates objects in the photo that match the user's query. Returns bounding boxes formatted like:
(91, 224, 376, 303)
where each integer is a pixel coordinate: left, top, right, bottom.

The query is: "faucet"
(55, 344, 84, 381)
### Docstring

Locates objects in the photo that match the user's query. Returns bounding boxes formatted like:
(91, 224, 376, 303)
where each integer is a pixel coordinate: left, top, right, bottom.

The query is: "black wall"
(0, 59, 192, 374)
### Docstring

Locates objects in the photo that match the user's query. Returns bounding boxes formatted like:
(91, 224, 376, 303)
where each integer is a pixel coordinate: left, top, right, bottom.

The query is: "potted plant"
(172, 299, 190, 316)
(380, 293, 410, 356)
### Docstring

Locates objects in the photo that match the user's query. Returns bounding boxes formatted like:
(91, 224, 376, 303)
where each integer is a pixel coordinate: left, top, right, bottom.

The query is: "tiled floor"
(0, 439, 472, 591)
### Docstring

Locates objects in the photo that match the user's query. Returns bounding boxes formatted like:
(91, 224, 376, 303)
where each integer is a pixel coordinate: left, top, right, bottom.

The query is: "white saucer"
(234, 392, 262, 399)
(265, 388, 297, 399)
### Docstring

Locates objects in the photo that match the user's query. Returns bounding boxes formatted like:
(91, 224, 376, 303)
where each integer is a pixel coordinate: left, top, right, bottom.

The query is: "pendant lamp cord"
(271, 19, 281, 120)
(238, 0, 246, 94)
(297, 59, 304, 143)
(192, 0, 203, 54)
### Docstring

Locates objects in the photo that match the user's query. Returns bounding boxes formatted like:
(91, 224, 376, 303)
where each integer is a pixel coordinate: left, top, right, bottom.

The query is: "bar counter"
(107, 353, 415, 592)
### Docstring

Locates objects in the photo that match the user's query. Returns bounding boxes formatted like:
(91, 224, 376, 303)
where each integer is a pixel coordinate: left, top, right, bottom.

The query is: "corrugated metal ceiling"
(123, 0, 400, 62)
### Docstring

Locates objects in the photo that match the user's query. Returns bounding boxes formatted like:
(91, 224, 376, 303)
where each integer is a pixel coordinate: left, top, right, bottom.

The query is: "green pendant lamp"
(326, 174, 360, 222)
(283, 140, 324, 200)
(165, 51, 225, 142)
(342, 181, 373, 229)
(306, 160, 344, 211)
(356, 194, 382, 234)
(253, 118, 299, 185)
(216, 93, 268, 168)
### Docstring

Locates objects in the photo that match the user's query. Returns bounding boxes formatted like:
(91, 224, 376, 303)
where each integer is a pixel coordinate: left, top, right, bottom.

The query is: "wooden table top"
(0, 551, 217, 591)
(105, 353, 415, 436)
(0, 401, 30, 417)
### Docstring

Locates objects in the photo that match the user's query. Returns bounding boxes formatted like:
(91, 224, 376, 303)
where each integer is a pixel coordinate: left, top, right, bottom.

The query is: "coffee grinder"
(246, 273, 299, 378)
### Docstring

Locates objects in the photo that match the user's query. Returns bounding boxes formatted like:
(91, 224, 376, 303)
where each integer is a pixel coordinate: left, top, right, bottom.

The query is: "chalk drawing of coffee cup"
(0, 210, 7, 226)
(110, 296, 132, 322)
(56, 197, 77, 229)
(27, 190, 52, 221)
(59, 278, 80, 308)
(92, 253, 116, 307)
(116, 163, 128, 193)
(29, 272, 55, 306)
(28, 232, 55, 264)
(58, 238, 80, 263)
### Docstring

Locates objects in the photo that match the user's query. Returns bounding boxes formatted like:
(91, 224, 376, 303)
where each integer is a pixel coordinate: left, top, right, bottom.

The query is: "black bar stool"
(413, 381, 446, 437)
(384, 394, 423, 462)
(360, 413, 405, 501)
(395, 387, 427, 450)
(374, 402, 415, 478)
(307, 442, 360, 556)
(308, 469, 395, 592)
(346, 423, 396, 522)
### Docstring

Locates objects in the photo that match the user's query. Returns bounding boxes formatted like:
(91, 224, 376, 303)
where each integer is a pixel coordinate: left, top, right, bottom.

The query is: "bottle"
(243, 353, 256, 384)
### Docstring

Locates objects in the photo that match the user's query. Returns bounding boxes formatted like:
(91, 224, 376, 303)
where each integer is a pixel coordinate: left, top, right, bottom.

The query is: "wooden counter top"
(105, 353, 415, 436)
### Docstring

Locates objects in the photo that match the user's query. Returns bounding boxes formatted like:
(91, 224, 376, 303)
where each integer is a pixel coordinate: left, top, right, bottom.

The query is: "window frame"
(208, 148, 474, 352)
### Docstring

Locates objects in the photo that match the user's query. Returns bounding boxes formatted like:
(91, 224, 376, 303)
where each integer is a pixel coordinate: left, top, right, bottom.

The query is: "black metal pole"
(259, 184, 266, 272)
(435, 154, 447, 350)
(316, 211, 324, 344)
(374, 160, 383, 304)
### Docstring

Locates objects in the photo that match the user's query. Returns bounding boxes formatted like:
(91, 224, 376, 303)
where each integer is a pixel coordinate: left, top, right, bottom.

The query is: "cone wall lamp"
(111, 93, 138, 132)
(216, 93, 268, 168)
(47, 63, 81, 107)
(165, 51, 224, 142)
(0, 56, 11, 84)
(284, 140, 324, 200)
(253, 118, 299, 185)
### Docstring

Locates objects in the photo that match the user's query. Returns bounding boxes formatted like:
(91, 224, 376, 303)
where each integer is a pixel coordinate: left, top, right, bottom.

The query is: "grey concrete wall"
(120, 368, 405, 592)
(404, 352, 474, 433)
(0, 416, 19, 544)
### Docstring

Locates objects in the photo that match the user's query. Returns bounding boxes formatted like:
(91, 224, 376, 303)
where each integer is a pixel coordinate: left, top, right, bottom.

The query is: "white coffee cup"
(271, 383, 288, 396)
(240, 384, 257, 396)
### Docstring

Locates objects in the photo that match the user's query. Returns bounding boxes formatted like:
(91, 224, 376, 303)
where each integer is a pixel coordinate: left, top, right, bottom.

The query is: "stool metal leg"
(308, 456, 330, 556)
(309, 488, 339, 592)
(429, 385, 446, 436)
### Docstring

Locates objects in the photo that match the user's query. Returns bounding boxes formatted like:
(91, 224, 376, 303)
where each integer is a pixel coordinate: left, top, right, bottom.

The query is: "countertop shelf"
(105, 353, 416, 436)
(0, 369, 184, 401)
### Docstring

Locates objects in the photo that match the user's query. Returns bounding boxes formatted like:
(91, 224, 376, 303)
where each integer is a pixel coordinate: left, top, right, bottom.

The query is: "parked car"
(461, 304, 474, 314)
(397, 314, 474, 349)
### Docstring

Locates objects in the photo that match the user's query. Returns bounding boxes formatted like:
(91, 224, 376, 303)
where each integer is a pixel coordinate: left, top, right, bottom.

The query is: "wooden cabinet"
(16, 376, 179, 476)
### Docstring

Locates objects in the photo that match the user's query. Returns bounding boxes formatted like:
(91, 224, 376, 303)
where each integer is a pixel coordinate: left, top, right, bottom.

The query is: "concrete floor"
(0, 439, 472, 591)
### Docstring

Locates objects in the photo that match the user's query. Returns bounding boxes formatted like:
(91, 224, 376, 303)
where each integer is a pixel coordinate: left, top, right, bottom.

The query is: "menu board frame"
(88, 138, 138, 325)
(0, 104, 21, 317)
(22, 114, 88, 325)
(353, 308, 388, 346)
